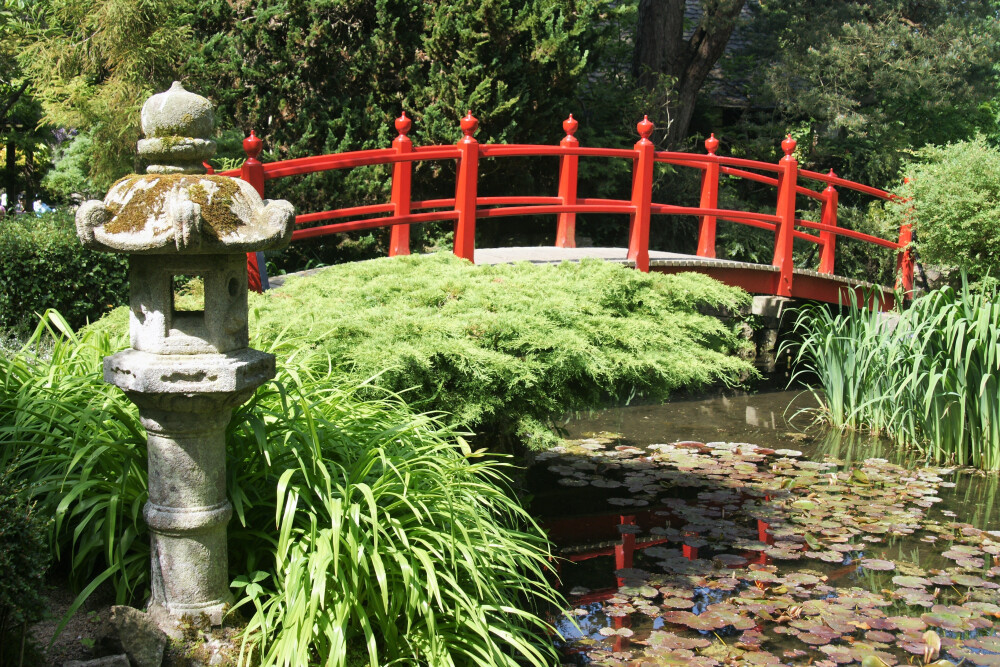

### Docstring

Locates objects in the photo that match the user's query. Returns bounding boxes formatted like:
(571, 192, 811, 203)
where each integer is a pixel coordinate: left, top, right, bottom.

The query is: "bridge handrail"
(220, 112, 914, 299)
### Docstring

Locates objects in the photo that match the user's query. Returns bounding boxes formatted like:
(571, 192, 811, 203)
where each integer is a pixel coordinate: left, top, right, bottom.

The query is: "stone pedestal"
(75, 81, 294, 633)
(106, 349, 274, 623)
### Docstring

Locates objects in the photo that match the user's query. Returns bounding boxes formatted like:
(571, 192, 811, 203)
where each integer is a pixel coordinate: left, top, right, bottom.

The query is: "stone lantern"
(75, 82, 294, 630)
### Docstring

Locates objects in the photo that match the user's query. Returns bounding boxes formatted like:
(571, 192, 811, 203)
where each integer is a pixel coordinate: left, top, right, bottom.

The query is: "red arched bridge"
(216, 113, 913, 309)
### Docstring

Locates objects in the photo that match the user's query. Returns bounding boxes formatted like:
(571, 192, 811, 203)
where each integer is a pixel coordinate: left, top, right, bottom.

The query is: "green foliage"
(17, 0, 200, 182)
(0, 472, 50, 653)
(0, 311, 563, 666)
(245, 254, 755, 447)
(787, 279, 1000, 470)
(0, 211, 128, 334)
(42, 131, 106, 201)
(891, 137, 1000, 281)
(227, 373, 560, 666)
(731, 0, 1000, 188)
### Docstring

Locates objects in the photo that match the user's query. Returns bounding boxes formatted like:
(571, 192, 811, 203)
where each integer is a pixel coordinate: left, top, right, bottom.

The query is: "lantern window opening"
(172, 274, 206, 314)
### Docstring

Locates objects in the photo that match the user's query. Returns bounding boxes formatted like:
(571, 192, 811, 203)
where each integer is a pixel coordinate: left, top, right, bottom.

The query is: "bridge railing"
(218, 113, 914, 298)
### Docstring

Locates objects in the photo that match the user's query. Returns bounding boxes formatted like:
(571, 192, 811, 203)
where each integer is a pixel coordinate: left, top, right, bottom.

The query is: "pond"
(530, 389, 1000, 666)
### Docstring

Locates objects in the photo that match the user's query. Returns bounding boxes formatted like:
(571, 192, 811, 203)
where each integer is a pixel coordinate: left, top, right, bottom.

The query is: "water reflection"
(558, 389, 1000, 532)
(537, 390, 1000, 665)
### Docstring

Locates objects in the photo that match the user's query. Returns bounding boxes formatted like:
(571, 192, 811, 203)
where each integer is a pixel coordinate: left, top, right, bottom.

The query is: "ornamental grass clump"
(0, 312, 561, 666)
(788, 278, 1000, 470)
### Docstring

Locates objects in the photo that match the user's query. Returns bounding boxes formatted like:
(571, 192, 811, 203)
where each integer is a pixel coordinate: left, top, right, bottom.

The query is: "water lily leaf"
(861, 558, 896, 571)
(645, 630, 710, 649)
(951, 573, 986, 587)
(921, 611, 973, 632)
(892, 575, 930, 588)
(860, 656, 890, 667)
(599, 626, 634, 637)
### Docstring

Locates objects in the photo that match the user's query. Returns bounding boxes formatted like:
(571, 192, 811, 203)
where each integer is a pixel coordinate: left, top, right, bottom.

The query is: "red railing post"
(895, 177, 914, 299)
(628, 116, 655, 272)
(556, 114, 579, 248)
(772, 134, 798, 297)
(818, 169, 839, 274)
(696, 133, 720, 257)
(241, 130, 266, 292)
(389, 112, 414, 256)
(453, 111, 479, 263)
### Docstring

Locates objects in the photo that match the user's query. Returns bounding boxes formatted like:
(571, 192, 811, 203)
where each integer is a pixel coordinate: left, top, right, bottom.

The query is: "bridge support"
(454, 112, 479, 263)
(389, 113, 414, 256)
(772, 135, 798, 297)
(751, 296, 793, 374)
(628, 117, 655, 272)
(556, 115, 580, 248)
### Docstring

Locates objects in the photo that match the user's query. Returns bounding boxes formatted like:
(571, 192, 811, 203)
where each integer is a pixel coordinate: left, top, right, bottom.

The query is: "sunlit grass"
(787, 279, 1000, 470)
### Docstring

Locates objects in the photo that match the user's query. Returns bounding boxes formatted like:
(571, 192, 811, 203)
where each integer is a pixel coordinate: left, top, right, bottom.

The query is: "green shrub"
(248, 254, 755, 447)
(0, 472, 50, 663)
(893, 136, 1000, 281)
(0, 211, 129, 335)
(0, 312, 561, 666)
(788, 278, 1000, 470)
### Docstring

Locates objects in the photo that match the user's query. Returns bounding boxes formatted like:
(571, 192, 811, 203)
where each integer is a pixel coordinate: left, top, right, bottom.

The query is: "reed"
(788, 279, 1000, 470)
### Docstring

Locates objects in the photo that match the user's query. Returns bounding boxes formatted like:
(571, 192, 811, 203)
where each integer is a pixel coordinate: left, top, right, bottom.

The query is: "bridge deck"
(268, 246, 894, 308)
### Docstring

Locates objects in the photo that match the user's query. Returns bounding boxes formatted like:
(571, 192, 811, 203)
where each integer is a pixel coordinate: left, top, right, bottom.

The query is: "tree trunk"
(4, 141, 15, 205)
(633, 0, 747, 146)
(23, 145, 33, 208)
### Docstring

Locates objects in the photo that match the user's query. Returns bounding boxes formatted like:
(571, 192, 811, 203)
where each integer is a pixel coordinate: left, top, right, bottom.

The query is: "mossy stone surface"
(104, 174, 242, 237)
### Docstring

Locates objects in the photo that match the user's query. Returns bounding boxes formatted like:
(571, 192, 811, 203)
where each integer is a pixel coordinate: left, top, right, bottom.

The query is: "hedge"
(0, 211, 129, 335)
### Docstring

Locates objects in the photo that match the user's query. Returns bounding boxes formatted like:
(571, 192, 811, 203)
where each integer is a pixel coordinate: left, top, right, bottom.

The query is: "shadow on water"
(531, 389, 1000, 666)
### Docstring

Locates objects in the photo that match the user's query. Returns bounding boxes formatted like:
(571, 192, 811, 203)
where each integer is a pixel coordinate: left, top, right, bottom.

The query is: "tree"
(16, 0, 203, 185)
(733, 0, 1000, 187)
(632, 0, 747, 147)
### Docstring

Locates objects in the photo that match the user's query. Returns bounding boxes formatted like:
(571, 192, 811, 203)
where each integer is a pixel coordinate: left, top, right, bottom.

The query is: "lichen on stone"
(103, 174, 244, 237)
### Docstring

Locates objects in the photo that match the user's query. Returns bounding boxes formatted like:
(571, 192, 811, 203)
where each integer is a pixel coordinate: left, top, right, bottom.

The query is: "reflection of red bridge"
(544, 508, 773, 599)
(218, 113, 913, 308)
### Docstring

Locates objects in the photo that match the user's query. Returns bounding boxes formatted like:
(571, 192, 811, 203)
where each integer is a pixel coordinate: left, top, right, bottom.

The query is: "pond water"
(530, 389, 1000, 666)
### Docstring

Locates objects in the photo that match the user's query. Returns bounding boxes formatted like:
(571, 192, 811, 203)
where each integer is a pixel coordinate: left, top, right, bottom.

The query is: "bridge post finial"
(636, 115, 654, 142)
(705, 133, 719, 156)
(562, 114, 579, 142)
(781, 134, 797, 161)
(395, 111, 412, 138)
(460, 111, 479, 141)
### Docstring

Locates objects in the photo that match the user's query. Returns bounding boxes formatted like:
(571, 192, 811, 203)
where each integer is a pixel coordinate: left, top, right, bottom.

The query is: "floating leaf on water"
(892, 575, 930, 588)
(819, 645, 854, 664)
(951, 573, 987, 587)
(618, 584, 658, 598)
(644, 630, 711, 650)
(852, 469, 871, 484)
(920, 611, 973, 633)
(598, 626, 634, 637)
(861, 558, 896, 571)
